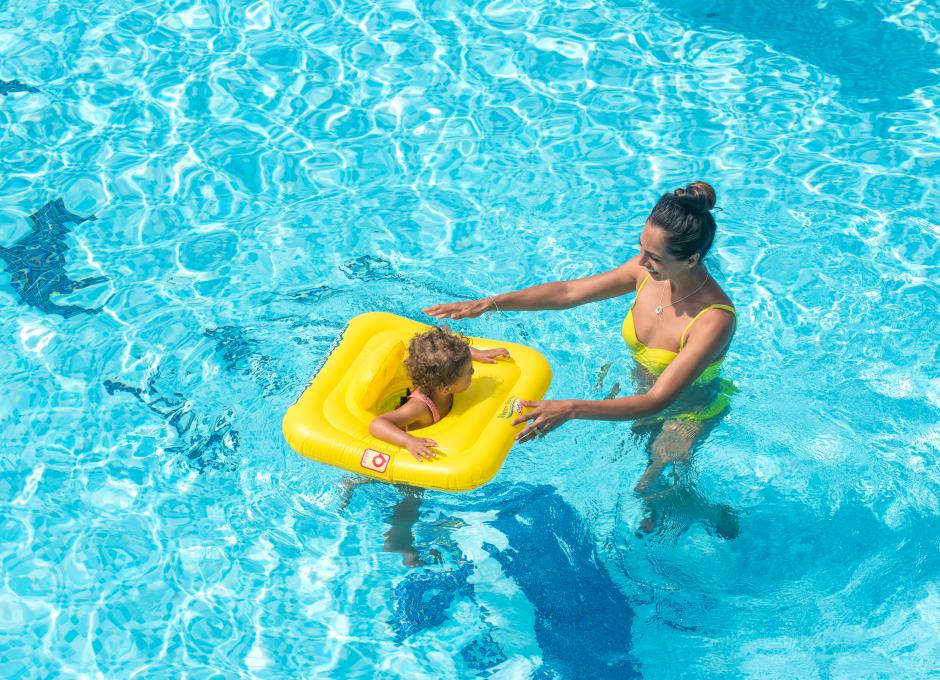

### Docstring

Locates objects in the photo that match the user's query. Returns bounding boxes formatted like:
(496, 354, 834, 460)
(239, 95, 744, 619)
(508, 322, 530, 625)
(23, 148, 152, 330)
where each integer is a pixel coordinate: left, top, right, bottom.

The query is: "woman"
(425, 181, 737, 534)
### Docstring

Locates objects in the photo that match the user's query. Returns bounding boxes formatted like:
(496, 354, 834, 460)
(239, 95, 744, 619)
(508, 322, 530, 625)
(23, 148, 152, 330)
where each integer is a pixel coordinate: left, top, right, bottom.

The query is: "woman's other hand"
(512, 400, 573, 442)
(423, 298, 493, 320)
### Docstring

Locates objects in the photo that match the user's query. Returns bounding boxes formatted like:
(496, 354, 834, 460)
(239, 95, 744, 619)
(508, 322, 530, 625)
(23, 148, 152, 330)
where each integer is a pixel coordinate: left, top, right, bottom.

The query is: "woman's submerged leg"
(634, 419, 702, 493)
(634, 419, 739, 539)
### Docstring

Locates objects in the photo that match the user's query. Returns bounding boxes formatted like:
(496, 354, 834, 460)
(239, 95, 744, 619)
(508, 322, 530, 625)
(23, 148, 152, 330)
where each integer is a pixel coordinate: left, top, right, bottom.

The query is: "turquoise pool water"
(2, 0, 938, 676)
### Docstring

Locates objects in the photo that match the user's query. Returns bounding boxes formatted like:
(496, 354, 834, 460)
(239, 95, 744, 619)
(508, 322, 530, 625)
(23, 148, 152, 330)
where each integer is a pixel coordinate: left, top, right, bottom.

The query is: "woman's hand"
(423, 298, 494, 320)
(471, 347, 510, 363)
(512, 400, 573, 443)
(405, 436, 439, 461)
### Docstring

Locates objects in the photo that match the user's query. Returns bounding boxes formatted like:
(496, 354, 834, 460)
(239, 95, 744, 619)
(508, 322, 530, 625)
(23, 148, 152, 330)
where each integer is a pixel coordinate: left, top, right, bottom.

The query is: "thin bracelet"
(487, 296, 500, 313)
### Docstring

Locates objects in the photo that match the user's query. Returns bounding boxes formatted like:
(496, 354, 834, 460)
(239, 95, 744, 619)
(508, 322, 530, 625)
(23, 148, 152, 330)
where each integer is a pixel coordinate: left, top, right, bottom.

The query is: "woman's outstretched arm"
(424, 257, 642, 320)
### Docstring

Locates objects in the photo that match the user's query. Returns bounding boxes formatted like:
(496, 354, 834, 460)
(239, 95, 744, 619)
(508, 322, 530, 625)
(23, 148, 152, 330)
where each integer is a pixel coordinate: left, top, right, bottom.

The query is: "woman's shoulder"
(685, 280, 736, 345)
(682, 279, 736, 344)
(681, 282, 737, 351)
(702, 273, 734, 310)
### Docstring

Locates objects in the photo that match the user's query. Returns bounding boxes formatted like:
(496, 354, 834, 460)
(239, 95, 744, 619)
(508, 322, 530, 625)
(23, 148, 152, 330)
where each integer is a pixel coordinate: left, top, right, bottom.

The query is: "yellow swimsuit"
(622, 274, 737, 421)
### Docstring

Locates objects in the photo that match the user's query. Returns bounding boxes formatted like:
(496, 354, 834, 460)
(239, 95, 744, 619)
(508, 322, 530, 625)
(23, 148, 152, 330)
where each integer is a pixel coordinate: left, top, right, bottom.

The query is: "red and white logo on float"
(361, 448, 391, 473)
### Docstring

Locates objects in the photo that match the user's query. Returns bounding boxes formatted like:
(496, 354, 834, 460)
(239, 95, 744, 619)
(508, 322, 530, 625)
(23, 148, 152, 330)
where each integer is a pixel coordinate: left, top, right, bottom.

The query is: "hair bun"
(674, 181, 716, 213)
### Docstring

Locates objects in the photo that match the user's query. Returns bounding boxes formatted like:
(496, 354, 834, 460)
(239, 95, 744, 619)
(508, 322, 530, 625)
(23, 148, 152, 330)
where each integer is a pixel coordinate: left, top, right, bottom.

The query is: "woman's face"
(637, 221, 697, 281)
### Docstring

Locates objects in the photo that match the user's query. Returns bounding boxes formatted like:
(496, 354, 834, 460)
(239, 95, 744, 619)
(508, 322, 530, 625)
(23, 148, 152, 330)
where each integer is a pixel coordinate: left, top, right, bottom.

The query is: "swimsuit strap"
(408, 389, 441, 423)
(679, 304, 737, 351)
(631, 273, 652, 309)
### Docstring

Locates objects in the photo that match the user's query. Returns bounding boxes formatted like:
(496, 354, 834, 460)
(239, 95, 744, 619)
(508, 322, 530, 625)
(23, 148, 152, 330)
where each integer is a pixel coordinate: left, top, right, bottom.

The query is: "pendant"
(655, 305, 663, 315)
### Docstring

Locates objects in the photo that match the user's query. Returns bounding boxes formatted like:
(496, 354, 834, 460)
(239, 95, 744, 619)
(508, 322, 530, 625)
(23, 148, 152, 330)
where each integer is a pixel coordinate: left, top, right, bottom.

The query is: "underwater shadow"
(0, 198, 108, 318)
(0, 79, 39, 96)
(388, 483, 640, 677)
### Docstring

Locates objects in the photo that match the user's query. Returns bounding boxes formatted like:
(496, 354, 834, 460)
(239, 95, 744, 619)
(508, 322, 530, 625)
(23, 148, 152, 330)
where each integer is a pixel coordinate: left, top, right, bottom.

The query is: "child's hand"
(406, 437, 439, 461)
(471, 347, 510, 363)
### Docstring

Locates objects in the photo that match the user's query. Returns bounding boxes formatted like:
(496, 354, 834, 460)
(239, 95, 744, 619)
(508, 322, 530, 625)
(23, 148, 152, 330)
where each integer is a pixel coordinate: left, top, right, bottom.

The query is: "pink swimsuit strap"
(408, 389, 441, 424)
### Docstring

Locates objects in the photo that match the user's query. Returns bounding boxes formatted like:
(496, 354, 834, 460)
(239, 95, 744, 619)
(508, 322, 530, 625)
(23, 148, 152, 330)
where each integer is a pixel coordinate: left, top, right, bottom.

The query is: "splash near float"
(283, 312, 552, 491)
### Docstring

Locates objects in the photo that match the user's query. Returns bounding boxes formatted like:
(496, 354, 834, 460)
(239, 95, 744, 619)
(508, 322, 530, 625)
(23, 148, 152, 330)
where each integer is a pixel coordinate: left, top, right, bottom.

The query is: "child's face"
(449, 358, 474, 394)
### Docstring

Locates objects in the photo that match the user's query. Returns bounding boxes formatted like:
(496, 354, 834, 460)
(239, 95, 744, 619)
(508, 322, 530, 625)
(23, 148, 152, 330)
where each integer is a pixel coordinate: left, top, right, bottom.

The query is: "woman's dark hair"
(405, 325, 471, 393)
(647, 181, 717, 260)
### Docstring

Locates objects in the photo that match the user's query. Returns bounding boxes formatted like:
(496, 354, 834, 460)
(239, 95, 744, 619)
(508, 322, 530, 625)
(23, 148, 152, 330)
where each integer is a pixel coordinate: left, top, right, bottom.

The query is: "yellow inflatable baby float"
(283, 312, 552, 491)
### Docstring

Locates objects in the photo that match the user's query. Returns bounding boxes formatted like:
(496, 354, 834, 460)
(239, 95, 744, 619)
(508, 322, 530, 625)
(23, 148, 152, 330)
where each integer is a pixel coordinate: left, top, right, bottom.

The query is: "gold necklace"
(656, 273, 709, 315)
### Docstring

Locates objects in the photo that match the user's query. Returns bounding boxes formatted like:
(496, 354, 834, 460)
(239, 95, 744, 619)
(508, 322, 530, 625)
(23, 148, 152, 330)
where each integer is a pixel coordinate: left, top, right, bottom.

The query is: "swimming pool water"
(1, 0, 938, 676)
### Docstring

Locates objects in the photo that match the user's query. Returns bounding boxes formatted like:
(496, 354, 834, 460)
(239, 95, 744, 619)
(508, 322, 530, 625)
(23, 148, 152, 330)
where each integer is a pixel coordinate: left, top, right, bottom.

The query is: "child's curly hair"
(405, 325, 471, 393)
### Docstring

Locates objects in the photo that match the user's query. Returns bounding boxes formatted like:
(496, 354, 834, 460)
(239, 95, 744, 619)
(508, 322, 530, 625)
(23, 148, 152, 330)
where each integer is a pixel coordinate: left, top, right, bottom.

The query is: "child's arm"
(470, 346, 510, 363)
(369, 399, 439, 461)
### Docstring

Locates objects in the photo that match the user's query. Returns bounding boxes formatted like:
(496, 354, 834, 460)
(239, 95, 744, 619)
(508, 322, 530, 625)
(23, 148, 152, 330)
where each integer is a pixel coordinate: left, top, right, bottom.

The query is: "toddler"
(369, 326, 508, 461)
